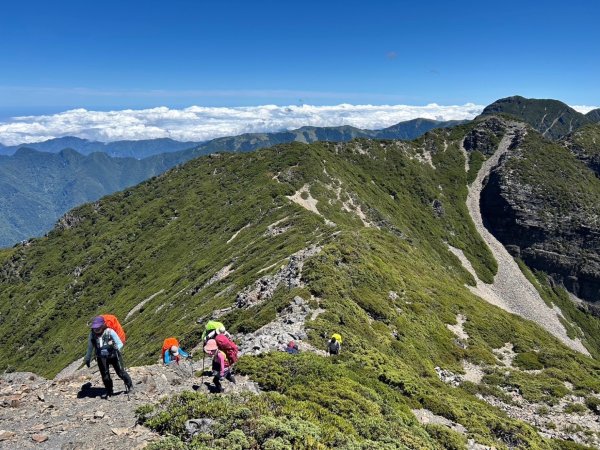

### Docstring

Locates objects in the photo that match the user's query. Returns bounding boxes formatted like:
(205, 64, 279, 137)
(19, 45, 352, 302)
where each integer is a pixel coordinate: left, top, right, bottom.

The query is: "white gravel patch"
(464, 122, 588, 355)
(447, 314, 469, 341)
(459, 137, 470, 173)
(287, 184, 321, 216)
(125, 289, 165, 321)
(462, 361, 485, 384)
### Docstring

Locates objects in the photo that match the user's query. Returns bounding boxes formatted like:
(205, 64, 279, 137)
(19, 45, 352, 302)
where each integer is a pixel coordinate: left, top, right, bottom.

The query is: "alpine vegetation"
(2, 107, 600, 449)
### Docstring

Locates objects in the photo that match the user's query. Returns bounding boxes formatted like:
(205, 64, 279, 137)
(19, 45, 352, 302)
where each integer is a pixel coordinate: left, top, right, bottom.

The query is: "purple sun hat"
(91, 316, 105, 329)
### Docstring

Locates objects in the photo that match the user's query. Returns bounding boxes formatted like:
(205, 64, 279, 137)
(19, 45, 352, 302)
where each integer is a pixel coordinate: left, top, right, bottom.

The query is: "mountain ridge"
(586, 108, 600, 123)
(2, 114, 600, 447)
(0, 118, 464, 247)
(0, 137, 199, 158)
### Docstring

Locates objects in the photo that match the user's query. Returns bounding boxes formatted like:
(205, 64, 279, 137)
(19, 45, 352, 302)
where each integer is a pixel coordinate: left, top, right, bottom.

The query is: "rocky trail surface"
(0, 358, 259, 450)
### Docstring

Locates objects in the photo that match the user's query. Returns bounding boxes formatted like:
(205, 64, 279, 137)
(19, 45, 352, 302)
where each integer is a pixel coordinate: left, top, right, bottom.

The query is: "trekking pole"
(188, 357, 194, 379)
(117, 349, 131, 402)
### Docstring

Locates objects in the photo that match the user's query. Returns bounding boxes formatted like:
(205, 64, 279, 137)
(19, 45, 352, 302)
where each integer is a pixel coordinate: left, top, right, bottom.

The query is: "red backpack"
(101, 314, 126, 344)
(215, 334, 239, 364)
(162, 337, 179, 359)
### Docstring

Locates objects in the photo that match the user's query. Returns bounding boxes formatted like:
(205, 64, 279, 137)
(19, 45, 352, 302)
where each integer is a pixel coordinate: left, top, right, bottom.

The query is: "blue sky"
(0, 0, 598, 112)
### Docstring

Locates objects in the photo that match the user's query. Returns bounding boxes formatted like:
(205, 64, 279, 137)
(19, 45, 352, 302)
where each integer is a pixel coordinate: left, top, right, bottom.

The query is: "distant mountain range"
(0, 118, 464, 159)
(0, 118, 463, 247)
(0, 137, 199, 158)
(0, 148, 195, 246)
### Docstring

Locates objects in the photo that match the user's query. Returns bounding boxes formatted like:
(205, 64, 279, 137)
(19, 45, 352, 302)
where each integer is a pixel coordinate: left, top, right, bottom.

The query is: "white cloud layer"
(2, 103, 596, 146)
(571, 105, 599, 114)
(0, 103, 485, 146)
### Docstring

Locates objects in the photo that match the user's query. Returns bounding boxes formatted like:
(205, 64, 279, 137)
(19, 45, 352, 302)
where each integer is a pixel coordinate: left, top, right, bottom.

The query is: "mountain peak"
(586, 108, 600, 123)
(479, 96, 591, 139)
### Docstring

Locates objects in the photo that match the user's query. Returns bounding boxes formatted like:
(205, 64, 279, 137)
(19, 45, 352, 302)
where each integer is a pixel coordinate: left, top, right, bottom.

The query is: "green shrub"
(552, 440, 596, 450)
(584, 397, 600, 415)
(514, 352, 544, 370)
(147, 436, 186, 450)
(563, 403, 587, 414)
(425, 424, 467, 450)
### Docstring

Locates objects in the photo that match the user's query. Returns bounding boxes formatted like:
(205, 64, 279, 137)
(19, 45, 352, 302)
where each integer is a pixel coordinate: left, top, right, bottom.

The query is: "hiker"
(327, 333, 342, 356)
(162, 337, 190, 365)
(204, 339, 236, 393)
(285, 340, 300, 354)
(84, 316, 133, 396)
(201, 320, 231, 343)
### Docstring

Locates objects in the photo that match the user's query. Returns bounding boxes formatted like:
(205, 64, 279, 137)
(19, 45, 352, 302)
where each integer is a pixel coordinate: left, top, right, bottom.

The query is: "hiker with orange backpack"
(162, 337, 190, 365)
(84, 315, 133, 397)
(204, 338, 236, 393)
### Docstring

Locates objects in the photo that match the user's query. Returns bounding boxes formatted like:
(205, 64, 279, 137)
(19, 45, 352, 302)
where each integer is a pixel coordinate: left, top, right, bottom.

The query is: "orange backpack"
(162, 337, 179, 359)
(101, 314, 126, 344)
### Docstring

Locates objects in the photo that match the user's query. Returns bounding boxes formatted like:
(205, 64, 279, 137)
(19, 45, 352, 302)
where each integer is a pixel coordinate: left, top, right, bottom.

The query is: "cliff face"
(480, 126, 600, 303)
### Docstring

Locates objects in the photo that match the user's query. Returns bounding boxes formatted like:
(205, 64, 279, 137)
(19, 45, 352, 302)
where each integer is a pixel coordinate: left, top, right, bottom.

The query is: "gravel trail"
(464, 122, 589, 355)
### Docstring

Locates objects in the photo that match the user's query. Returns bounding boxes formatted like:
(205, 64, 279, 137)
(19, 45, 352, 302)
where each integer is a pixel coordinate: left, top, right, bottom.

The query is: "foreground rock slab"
(0, 361, 259, 449)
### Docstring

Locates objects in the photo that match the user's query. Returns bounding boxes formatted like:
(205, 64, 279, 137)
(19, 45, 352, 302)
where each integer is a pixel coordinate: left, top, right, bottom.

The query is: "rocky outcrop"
(463, 117, 507, 156)
(460, 121, 588, 353)
(56, 212, 85, 231)
(239, 295, 325, 355)
(235, 245, 321, 309)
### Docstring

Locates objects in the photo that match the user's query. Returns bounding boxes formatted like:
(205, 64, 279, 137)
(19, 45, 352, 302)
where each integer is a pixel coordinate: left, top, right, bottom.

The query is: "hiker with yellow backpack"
(84, 315, 133, 397)
(327, 333, 342, 356)
(201, 320, 231, 343)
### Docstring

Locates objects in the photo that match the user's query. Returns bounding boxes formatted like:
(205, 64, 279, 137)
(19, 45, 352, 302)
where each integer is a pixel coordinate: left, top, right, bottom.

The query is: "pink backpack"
(215, 334, 239, 364)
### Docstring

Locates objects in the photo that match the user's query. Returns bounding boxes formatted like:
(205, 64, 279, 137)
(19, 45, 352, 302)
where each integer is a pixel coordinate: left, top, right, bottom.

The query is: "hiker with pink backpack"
(204, 338, 237, 392)
(201, 320, 238, 392)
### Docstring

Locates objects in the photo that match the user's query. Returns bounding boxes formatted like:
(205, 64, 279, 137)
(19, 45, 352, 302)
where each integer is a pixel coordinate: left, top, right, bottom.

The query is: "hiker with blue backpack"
(162, 337, 190, 365)
(84, 315, 133, 397)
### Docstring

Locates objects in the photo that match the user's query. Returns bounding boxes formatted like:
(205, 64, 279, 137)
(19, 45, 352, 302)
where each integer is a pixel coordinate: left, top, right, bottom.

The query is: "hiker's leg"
(213, 375, 223, 392)
(112, 352, 133, 389)
(97, 357, 113, 395)
(225, 368, 236, 384)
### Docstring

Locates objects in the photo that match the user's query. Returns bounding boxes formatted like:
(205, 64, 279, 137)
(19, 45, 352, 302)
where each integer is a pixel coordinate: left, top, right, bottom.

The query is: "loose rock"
(31, 433, 49, 443)
(0, 430, 16, 441)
